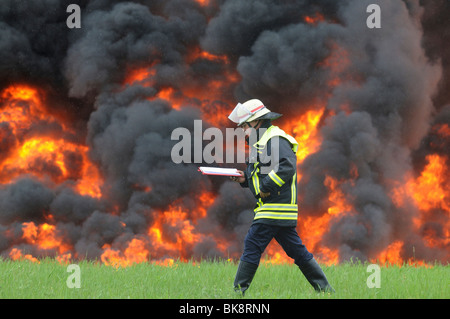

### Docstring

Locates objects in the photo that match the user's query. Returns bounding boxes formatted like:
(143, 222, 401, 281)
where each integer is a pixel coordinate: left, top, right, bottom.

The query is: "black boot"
(298, 258, 335, 293)
(233, 260, 258, 295)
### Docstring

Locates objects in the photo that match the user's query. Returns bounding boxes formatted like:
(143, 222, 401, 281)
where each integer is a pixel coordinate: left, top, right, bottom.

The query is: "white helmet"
(228, 99, 282, 126)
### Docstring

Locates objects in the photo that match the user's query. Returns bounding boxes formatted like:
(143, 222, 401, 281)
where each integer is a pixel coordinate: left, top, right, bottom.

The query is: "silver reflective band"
(255, 204, 298, 212)
(254, 212, 298, 220)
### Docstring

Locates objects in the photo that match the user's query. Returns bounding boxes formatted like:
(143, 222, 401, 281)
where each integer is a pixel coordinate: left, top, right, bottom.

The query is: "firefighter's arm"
(259, 137, 296, 195)
(230, 170, 249, 188)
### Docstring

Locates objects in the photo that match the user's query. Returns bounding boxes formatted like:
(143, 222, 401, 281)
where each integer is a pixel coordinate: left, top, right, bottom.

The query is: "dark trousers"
(240, 223, 313, 266)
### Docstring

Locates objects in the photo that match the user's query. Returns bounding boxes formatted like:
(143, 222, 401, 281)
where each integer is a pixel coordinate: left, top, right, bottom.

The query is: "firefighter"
(228, 99, 334, 295)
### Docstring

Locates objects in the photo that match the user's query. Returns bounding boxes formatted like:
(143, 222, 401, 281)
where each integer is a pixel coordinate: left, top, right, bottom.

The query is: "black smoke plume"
(0, 0, 448, 264)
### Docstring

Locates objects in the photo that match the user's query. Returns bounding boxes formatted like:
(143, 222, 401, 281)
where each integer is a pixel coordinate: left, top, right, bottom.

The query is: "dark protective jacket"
(241, 121, 299, 227)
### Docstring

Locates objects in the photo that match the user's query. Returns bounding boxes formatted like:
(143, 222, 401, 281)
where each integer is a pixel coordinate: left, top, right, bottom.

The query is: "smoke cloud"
(0, 0, 448, 264)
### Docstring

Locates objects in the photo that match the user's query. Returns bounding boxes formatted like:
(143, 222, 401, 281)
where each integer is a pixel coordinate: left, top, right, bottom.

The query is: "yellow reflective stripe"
(268, 173, 282, 187)
(256, 206, 298, 212)
(257, 203, 298, 207)
(251, 162, 259, 176)
(251, 165, 263, 207)
(254, 204, 298, 220)
(255, 204, 298, 212)
(268, 170, 284, 187)
(254, 212, 298, 220)
(252, 168, 260, 195)
(254, 203, 298, 220)
(291, 173, 296, 204)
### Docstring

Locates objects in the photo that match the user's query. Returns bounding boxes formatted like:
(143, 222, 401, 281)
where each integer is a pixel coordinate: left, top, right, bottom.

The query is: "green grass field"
(0, 258, 448, 299)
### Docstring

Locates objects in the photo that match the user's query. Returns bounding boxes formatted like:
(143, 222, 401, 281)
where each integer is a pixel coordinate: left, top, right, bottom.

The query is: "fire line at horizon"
(0, 0, 448, 267)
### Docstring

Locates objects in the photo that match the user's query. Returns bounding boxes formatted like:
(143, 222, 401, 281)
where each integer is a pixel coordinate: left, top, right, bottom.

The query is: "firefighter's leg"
(234, 223, 275, 295)
(233, 260, 258, 295)
(297, 257, 335, 293)
(275, 227, 335, 293)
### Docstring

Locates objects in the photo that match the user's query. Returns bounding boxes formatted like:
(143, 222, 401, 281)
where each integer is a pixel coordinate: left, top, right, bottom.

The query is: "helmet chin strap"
(249, 119, 262, 129)
(244, 119, 263, 144)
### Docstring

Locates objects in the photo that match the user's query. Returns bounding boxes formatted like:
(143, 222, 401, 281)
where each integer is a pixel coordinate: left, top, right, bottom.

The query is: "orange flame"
(147, 206, 201, 258)
(411, 154, 449, 251)
(381, 150, 449, 265)
(412, 154, 449, 212)
(375, 241, 403, 266)
(297, 176, 351, 265)
(0, 85, 103, 198)
(99, 192, 217, 267)
(9, 248, 40, 263)
(8, 220, 73, 264)
(124, 66, 156, 87)
(186, 46, 229, 65)
(101, 238, 150, 268)
(288, 108, 325, 164)
(21, 221, 72, 254)
(1, 85, 46, 136)
(194, 0, 210, 7)
(304, 13, 325, 25)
